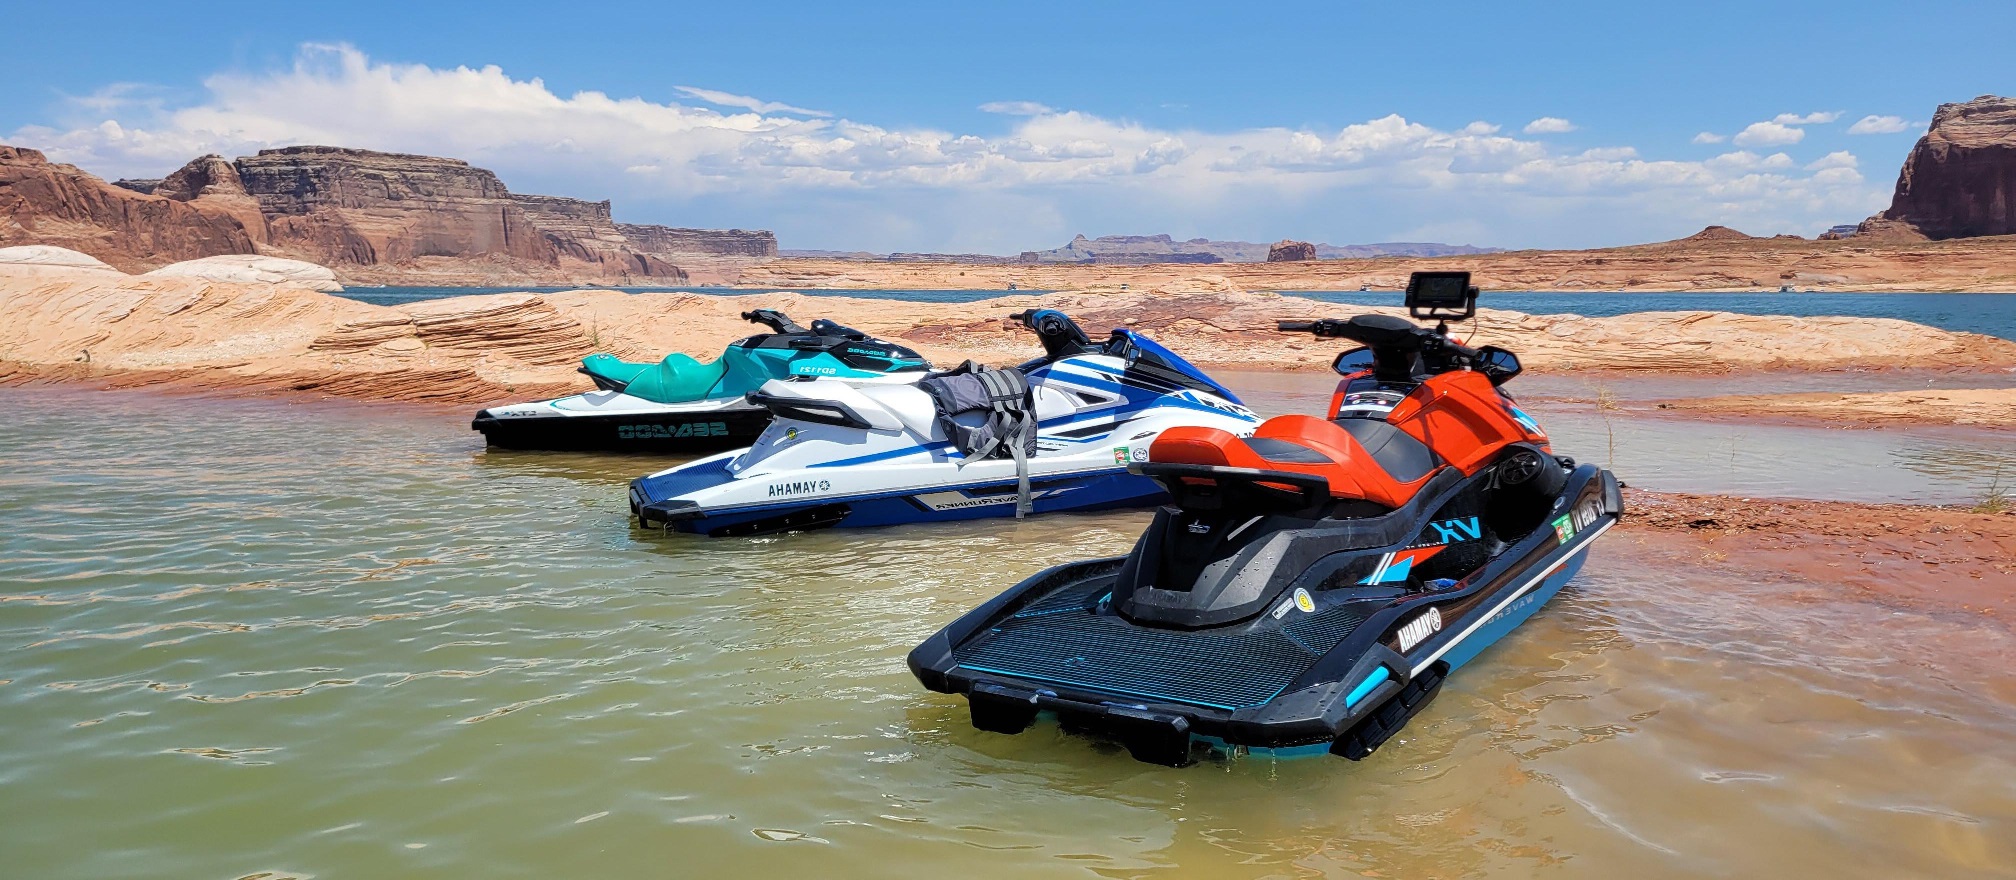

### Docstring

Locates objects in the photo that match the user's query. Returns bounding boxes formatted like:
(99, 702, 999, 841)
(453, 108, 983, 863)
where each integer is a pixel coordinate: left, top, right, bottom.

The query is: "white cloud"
(979, 101, 1055, 116)
(1732, 121, 1805, 147)
(3, 43, 1890, 252)
(1772, 111, 1841, 125)
(673, 86, 829, 118)
(1692, 131, 1726, 144)
(1805, 151, 1857, 170)
(1523, 117, 1576, 134)
(1847, 114, 1913, 135)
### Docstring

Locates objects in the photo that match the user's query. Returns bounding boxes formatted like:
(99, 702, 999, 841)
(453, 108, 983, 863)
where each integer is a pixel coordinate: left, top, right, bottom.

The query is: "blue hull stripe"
(1415, 517, 1614, 674)
(666, 469, 1163, 532)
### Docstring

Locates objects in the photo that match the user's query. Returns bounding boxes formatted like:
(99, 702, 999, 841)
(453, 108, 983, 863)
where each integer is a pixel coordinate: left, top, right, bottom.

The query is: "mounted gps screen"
(1405, 271, 1477, 321)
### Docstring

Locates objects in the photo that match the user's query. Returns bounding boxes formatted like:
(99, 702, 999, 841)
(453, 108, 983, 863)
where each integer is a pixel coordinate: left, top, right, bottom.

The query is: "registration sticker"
(1113, 446, 1130, 464)
(1552, 515, 1575, 544)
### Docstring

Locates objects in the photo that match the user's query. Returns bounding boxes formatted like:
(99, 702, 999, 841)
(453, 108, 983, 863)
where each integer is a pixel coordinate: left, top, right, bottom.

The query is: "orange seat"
(1149, 414, 1441, 509)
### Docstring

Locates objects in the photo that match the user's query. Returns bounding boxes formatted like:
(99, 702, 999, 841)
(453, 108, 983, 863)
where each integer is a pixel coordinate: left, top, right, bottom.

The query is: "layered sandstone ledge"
(5, 263, 2016, 407)
(1648, 388, 2016, 427)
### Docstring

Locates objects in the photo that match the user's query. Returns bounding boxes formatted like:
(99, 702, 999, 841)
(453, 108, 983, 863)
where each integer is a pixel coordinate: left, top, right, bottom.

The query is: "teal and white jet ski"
(473, 309, 929, 453)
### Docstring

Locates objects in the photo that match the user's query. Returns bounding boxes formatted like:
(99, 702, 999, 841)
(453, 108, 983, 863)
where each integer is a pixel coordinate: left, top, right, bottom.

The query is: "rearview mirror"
(1332, 347, 1374, 376)
(1476, 346, 1521, 385)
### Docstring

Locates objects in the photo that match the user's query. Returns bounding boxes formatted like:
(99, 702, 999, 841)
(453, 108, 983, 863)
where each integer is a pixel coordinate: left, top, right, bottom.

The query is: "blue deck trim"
(1344, 666, 1391, 709)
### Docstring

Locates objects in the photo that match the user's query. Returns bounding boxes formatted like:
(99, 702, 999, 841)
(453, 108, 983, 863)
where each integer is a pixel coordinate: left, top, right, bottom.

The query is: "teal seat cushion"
(582, 352, 729, 404)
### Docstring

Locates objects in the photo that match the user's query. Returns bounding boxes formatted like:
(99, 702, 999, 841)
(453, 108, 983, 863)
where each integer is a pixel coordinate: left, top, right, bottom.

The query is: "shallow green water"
(3, 388, 2014, 878)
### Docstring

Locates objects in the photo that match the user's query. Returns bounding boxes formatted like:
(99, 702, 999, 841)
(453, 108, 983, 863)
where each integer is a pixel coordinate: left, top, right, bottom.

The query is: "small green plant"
(1592, 383, 1621, 468)
(1972, 465, 2011, 515)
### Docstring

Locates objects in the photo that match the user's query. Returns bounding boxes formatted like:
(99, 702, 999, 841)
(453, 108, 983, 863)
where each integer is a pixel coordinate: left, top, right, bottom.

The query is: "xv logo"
(1429, 516, 1483, 544)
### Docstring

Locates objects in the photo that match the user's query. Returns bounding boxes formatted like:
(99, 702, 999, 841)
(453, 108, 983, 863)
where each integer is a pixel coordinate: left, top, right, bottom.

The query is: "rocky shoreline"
(7, 260, 2016, 410)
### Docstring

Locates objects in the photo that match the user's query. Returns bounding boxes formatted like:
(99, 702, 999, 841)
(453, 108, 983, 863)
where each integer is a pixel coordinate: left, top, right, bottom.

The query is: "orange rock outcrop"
(6, 260, 2015, 408)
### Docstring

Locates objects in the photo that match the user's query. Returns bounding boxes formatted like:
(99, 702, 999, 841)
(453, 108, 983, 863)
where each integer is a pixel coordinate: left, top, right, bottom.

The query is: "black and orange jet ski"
(908, 272, 1622, 766)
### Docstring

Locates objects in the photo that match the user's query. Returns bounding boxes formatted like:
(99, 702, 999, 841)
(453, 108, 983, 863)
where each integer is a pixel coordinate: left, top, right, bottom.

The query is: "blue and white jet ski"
(628, 309, 1260, 536)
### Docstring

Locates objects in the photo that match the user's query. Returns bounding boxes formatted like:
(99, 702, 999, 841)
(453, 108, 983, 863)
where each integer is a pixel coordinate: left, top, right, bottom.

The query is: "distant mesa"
(3, 143, 776, 284)
(783, 235, 1498, 265)
(1267, 240, 1318, 262)
(1678, 225, 1758, 243)
(1859, 94, 2016, 240)
(1015, 233, 1498, 265)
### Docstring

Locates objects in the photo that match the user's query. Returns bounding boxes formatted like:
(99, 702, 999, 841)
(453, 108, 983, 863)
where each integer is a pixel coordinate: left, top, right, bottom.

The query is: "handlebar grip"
(1276, 320, 1317, 332)
(740, 310, 760, 321)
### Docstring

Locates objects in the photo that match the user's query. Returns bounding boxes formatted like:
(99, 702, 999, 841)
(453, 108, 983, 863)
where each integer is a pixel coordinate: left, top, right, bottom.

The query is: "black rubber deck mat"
(953, 578, 1377, 710)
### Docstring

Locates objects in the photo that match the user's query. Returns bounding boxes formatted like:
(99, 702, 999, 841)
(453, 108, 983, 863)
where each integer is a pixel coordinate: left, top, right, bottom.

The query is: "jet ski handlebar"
(742, 309, 808, 334)
(1276, 316, 1480, 360)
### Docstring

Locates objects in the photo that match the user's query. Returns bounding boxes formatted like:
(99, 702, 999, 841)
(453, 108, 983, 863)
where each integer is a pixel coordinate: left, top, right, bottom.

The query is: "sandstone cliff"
(0, 146, 257, 272)
(512, 194, 685, 281)
(1864, 95, 2016, 240)
(232, 146, 555, 267)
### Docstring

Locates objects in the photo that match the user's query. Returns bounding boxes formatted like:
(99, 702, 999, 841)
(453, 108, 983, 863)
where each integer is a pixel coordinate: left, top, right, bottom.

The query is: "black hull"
(908, 465, 1622, 766)
(471, 406, 772, 454)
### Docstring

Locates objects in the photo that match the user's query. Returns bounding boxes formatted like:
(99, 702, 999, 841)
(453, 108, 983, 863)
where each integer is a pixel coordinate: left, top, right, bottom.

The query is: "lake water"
(339, 287, 2016, 341)
(4, 386, 2015, 878)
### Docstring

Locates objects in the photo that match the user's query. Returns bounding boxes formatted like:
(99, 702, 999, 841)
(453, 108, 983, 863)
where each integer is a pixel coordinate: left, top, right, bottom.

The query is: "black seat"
(1332, 418, 1439, 482)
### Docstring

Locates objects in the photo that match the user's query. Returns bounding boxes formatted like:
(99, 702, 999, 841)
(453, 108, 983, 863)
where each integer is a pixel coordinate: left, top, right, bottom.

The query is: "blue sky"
(5, 0, 2009, 252)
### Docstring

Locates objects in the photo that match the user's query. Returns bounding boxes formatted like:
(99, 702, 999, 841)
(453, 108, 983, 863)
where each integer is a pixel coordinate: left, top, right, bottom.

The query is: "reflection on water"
(3, 387, 2014, 878)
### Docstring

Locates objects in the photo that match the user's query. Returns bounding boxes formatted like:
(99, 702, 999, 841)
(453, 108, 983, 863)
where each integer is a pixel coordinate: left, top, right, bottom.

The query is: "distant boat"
(1008, 282, 1018, 290)
(1359, 282, 1371, 292)
(1778, 284, 1795, 293)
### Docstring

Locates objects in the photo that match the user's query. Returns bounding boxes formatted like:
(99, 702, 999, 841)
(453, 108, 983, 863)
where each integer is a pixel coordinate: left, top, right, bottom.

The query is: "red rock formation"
(1864, 95, 2016, 240)
(154, 154, 268, 243)
(513, 195, 686, 281)
(234, 146, 556, 266)
(1267, 240, 1317, 262)
(0, 146, 257, 271)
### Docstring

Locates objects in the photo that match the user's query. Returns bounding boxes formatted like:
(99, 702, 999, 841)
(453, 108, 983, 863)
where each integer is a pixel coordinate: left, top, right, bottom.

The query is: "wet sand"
(1623, 489, 2016, 622)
